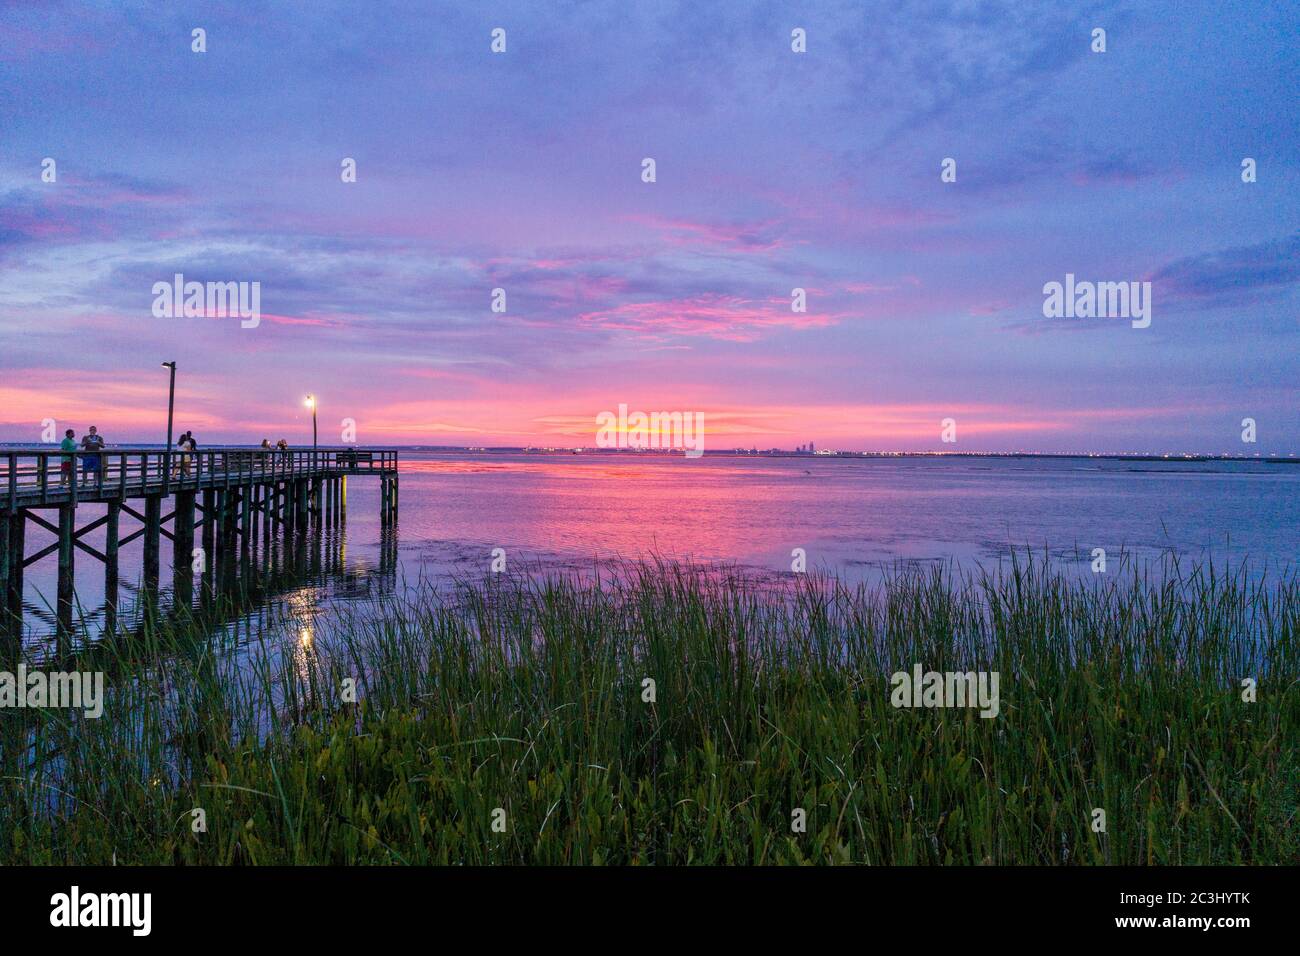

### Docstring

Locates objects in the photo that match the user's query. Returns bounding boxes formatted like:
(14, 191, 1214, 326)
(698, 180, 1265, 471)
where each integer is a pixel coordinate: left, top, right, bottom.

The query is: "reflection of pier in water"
(1, 447, 399, 653)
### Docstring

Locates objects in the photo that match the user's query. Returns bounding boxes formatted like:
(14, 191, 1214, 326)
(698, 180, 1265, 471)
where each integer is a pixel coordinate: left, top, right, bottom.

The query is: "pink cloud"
(252, 312, 343, 328)
(627, 215, 788, 253)
(577, 294, 841, 341)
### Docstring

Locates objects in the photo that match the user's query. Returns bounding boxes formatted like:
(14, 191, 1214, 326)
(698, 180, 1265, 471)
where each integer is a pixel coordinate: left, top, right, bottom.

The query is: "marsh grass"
(1, 554, 1296, 865)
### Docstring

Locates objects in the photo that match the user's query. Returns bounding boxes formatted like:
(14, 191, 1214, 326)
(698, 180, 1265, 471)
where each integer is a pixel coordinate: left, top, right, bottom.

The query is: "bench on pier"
(336, 450, 374, 469)
(210, 450, 264, 472)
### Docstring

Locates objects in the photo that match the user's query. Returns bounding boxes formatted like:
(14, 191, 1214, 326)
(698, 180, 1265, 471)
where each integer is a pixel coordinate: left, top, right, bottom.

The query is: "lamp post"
(162, 362, 176, 489)
(305, 395, 317, 449)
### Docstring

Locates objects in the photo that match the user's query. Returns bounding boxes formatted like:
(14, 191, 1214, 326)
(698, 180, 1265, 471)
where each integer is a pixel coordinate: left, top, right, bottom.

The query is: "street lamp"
(162, 362, 176, 488)
(305, 395, 317, 449)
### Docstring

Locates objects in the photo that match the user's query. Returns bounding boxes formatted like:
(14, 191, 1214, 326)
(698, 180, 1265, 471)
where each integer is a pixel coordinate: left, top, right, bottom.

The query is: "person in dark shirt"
(80, 426, 105, 484)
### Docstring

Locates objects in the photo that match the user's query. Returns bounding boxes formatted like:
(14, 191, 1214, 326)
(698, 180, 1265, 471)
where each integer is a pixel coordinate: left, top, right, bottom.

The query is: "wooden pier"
(0, 446, 398, 640)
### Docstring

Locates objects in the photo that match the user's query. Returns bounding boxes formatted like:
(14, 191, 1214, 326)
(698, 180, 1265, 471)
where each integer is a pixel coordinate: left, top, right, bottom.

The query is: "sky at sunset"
(1, 1, 1297, 454)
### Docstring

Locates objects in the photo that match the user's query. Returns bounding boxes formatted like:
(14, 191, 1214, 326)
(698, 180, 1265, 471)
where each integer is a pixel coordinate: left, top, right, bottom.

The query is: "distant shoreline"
(1, 443, 1294, 464)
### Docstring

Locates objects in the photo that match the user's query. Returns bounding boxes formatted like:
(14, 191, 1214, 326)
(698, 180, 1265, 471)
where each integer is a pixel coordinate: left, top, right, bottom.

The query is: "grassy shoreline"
(2, 557, 1296, 864)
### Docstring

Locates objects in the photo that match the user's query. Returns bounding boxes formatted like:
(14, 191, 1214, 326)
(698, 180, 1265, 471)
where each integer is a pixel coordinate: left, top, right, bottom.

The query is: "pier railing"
(1, 446, 399, 511)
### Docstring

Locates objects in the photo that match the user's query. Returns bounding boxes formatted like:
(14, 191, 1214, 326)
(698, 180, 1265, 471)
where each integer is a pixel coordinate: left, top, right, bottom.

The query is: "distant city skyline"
(1, 2, 1297, 455)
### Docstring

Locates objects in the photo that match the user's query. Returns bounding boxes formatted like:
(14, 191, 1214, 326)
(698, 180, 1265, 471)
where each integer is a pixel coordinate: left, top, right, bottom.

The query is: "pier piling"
(174, 490, 195, 610)
(105, 500, 120, 633)
(143, 494, 162, 596)
(57, 502, 75, 640)
(6, 511, 25, 630)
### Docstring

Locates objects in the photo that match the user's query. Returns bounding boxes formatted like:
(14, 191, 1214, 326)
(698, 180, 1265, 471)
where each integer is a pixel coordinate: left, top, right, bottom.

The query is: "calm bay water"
(11, 452, 1299, 649)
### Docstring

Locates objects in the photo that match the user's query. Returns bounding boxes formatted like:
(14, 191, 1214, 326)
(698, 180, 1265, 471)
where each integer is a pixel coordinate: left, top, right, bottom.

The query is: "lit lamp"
(161, 361, 177, 486)
(305, 395, 317, 449)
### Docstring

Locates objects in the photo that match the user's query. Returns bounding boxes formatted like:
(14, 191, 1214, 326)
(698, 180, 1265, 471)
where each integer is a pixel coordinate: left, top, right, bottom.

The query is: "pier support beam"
(240, 486, 252, 563)
(173, 490, 195, 611)
(0, 512, 12, 645)
(281, 482, 294, 539)
(104, 501, 120, 634)
(250, 484, 260, 556)
(295, 479, 310, 529)
(217, 489, 237, 594)
(57, 503, 75, 640)
(201, 490, 215, 562)
(220, 490, 237, 555)
(0, 513, 9, 626)
(381, 473, 399, 524)
(201, 489, 216, 604)
(261, 484, 272, 553)
(5, 511, 25, 629)
(143, 494, 162, 597)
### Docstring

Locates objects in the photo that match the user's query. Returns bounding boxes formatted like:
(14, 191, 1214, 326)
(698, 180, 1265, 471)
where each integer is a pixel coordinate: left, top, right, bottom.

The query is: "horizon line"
(0, 442, 1295, 462)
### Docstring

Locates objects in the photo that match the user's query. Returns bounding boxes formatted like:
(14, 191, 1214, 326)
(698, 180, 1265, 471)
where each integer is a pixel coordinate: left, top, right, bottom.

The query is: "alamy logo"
(152, 272, 261, 328)
(0, 666, 103, 718)
(1042, 273, 1151, 328)
(50, 886, 151, 936)
(596, 404, 704, 458)
(890, 664, 1000, 718)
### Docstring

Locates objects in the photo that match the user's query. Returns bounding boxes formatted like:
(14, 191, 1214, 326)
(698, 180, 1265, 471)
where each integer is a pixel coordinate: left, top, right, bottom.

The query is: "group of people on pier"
(55, 427, 295, 486)
(58, 426, 105, 486)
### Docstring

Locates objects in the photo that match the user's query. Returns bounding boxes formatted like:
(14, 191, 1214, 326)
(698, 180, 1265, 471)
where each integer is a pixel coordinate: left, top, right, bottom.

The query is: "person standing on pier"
(59, 428, 76, 486)
(80, 425, 105, 486)
(179, 431, 195, 477)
